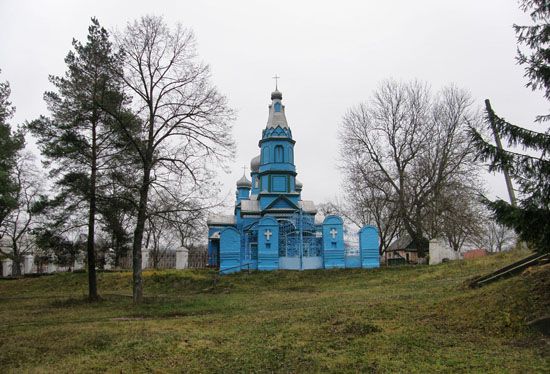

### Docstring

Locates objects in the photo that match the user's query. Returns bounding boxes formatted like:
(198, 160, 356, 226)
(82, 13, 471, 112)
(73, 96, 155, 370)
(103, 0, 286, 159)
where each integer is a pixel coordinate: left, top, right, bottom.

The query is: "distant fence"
(188, 249, 208, 268)
(1, 246, 209, 277)
(119, 247, 208, 270)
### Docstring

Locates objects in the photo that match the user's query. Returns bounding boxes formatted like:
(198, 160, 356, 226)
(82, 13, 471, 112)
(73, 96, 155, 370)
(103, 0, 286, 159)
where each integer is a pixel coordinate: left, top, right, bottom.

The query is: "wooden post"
(485, 99, 517, 207)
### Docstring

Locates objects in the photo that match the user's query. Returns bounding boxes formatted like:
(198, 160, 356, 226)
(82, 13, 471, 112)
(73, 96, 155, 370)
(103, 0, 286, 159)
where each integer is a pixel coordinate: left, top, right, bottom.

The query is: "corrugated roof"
(241, 199, 261, 213)
(207, 215, 235, 226)
(299, 200, 317, 214)
(387, 235, 414, 252)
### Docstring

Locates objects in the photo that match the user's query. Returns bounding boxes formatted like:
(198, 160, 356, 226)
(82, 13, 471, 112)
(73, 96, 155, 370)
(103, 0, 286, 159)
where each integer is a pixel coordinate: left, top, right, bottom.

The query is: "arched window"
(274, 145, 284, 163)
(274, 102, 281, 112)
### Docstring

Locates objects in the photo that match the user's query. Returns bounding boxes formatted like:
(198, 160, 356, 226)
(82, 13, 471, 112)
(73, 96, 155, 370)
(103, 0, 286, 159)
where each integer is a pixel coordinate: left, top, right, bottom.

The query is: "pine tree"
(469, 0, 550, 253)
(27, 18, 130, 300)
(0, 71, 25, 231)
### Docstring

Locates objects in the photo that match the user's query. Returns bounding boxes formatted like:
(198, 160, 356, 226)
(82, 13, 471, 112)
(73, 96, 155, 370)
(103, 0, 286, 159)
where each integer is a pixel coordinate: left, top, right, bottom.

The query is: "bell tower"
(257, 88, 301, 213)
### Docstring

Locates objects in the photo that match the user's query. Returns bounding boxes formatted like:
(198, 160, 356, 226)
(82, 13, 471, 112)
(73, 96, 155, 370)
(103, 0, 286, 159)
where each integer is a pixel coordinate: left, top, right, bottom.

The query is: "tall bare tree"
(115, 16, 234, 303)
(0, 153, 44, 275)
(340, 80, 482, 255)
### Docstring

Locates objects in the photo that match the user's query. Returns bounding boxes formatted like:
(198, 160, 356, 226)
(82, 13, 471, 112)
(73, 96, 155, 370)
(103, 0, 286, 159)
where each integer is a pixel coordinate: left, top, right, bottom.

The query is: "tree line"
(0, 16, 235, 303)
(336, 0, 548, 258)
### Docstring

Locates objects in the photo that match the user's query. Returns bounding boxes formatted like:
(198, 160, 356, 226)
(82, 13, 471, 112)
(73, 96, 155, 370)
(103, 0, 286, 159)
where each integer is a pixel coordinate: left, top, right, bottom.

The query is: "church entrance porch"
(277, 215, 323, 270)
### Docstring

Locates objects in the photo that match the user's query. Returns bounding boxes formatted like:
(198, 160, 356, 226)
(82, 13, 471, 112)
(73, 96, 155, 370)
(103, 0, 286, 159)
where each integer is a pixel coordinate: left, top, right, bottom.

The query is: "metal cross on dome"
(264, 229, 272, 241)
(272, 74, 280, 90)
(330, 228, 338, 239)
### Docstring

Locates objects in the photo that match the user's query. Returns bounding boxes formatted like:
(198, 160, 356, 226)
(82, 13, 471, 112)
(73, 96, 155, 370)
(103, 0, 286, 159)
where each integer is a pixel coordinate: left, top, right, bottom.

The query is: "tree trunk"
(132, 164, 152, 304)
(87, 123, 99, 301)
(132, 102, 156, 304)
(11, 243, 21, 276)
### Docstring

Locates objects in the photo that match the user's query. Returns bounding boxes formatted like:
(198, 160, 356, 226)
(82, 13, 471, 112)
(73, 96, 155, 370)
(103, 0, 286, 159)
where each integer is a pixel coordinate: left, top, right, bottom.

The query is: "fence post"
(23, 255, 34, 275)
(323, 215, 345, 269)
(2, 259, 12, 277)
(176, 248, 188, 269)
(141, 250, 149, 270)
(359, 225, 380, 269)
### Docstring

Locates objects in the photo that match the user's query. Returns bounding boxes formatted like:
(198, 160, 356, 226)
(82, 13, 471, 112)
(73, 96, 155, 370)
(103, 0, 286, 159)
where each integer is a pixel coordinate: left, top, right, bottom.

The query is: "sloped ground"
(0, 249, 548, 373)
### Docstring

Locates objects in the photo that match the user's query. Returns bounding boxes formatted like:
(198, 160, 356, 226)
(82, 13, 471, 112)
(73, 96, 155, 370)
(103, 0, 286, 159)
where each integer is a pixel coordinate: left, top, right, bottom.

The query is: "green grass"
(0, 249, 548, 373)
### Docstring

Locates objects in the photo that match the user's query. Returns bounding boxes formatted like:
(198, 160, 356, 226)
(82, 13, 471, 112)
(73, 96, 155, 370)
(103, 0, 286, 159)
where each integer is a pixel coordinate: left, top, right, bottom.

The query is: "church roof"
(207, 214, 236, 226)
(299, 200, 317, 214)
(241, 199, 260, 213)
(266, 90, 289, 129)
(236, 173, 252, 188)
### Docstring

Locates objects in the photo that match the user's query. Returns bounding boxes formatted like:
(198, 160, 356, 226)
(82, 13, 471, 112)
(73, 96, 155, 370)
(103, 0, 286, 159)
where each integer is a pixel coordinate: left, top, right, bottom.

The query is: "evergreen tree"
(0, 71, 24, 231)
(469, 0, 550, 253)
(27, 18, 129, 300)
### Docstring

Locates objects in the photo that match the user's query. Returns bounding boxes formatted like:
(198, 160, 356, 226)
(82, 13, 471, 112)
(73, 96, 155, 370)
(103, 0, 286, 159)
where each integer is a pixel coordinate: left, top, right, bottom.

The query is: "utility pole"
(485, 99, 517, 207)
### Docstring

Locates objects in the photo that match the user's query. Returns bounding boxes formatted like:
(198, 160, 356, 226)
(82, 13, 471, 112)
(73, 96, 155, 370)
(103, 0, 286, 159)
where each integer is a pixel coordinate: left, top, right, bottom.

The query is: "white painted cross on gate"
(264, 229, 272, 241)
(330, 228, 338, 239)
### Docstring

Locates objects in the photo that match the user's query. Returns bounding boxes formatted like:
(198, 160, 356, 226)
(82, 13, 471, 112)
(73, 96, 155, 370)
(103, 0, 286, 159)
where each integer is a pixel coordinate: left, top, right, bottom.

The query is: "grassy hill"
(0, 249, 548, 373)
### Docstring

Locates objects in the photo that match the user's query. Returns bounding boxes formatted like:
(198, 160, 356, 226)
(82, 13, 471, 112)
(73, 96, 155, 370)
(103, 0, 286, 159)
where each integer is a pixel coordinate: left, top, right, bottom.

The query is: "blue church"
(207, 88, 380, 273)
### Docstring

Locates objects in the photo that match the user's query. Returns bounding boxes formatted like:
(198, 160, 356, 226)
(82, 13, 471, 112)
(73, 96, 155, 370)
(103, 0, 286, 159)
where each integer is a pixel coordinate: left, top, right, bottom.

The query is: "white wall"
(429, 239, 461, 265)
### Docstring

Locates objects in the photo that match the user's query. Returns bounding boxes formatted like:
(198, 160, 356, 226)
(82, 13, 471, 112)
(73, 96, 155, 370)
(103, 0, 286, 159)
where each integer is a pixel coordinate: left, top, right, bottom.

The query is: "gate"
(278, 212, 323, 270)
(242, 224, 258, 269)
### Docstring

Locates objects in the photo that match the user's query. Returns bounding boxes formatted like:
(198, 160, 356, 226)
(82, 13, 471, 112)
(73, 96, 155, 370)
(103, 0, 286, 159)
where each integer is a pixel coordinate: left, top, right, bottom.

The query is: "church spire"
(266, 81, 288, 129)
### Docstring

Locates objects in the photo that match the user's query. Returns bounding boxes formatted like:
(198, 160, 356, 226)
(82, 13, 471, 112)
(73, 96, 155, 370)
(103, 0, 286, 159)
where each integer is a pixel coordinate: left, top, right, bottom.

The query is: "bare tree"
(339, 80, 482, 255)
(481, 220, 516, 252)
(0, 153, 44, 275)
(436, 183, 487, 251)
(115, 16, 234, 303)
(342, 162, 402, 255)
(143, 216, 176, 269)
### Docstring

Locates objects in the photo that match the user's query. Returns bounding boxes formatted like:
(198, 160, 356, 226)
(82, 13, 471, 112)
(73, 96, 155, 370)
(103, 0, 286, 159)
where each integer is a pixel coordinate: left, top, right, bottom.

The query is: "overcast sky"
(0, 0, 547, 207)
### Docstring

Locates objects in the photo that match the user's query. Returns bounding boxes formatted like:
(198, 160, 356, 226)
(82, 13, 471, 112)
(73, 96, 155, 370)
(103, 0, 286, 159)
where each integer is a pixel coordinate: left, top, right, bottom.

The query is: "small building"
(384, 235, 421, 265)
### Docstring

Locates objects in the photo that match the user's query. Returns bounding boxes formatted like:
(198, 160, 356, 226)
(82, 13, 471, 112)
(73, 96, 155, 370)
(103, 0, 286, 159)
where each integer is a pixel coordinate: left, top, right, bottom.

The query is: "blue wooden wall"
(359, 225, 380, 269)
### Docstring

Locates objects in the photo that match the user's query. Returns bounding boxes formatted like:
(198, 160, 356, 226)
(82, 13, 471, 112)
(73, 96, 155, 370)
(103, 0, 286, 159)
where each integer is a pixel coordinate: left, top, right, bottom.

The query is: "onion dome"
(250, 154, 261, 172)
(271, 89, 282, 100)
(295, 179, 303, 191)
(236, 174, 252, 188)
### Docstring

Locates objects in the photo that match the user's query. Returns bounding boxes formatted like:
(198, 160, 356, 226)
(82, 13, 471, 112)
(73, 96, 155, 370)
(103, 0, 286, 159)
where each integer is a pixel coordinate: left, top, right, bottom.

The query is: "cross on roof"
(330, 228, 338, 239)
(242, 165, 247, 175)
(272, 74, 280, 90)
(264, 229, 272, 241)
